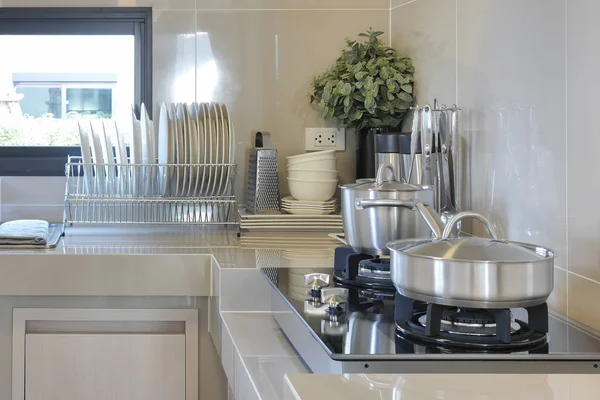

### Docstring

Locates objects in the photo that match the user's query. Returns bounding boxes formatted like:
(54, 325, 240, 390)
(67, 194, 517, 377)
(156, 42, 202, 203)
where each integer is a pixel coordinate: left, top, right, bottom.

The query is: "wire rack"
(63, 156, 238, 230)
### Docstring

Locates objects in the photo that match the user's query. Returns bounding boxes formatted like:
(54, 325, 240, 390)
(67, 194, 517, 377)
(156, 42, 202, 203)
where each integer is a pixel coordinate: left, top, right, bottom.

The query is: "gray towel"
(0, 220, 49, 246)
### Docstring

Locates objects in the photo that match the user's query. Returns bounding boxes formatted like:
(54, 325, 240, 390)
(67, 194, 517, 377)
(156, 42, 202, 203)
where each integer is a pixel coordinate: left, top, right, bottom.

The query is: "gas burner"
(418, 310, 522, 337)
(394, 294, 550, 352)
(333, 247, 395, 290)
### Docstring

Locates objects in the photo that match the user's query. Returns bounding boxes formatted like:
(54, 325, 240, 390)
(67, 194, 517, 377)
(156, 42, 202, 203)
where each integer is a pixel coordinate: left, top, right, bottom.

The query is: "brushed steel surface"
(340, 163, 436, 256)
(388, 240, 555, 308)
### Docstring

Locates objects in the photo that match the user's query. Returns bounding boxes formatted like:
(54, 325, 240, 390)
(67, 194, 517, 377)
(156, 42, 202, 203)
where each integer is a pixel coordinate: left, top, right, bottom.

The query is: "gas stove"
(262, 248, 600, 374)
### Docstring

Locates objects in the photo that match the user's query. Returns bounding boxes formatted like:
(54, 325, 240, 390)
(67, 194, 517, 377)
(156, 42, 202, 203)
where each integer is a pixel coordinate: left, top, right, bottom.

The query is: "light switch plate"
(305, 128, 346, 151)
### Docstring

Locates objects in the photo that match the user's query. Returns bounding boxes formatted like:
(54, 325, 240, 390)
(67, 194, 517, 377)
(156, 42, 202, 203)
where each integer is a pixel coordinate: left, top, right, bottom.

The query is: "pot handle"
(354, 199, 416, 211)
(441, 211, 500, 240)
(354, 199, 445, 238)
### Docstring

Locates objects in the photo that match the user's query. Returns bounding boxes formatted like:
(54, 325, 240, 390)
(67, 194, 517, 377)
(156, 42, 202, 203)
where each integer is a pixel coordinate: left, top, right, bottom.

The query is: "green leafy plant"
(309, 29, 415, 130)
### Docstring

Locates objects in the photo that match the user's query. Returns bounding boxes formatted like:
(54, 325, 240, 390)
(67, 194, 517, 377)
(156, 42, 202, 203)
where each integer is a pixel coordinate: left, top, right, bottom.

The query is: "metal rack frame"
(63, 156, 238, 232)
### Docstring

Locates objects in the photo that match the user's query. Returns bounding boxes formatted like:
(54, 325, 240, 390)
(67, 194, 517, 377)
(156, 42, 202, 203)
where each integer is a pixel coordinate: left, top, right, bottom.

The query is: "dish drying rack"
(62, 156, 238, 232)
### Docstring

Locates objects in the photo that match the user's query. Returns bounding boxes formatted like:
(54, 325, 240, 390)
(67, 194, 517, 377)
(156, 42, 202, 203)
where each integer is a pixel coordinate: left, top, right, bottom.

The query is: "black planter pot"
(356, 127, 389, 179)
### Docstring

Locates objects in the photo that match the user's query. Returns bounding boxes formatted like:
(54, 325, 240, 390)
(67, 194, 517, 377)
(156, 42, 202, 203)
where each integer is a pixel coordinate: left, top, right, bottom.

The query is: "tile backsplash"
(392, 0, 600, 333)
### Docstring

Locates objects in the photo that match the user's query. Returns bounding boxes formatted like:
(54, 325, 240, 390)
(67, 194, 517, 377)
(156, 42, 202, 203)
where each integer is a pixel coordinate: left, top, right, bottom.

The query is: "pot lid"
(388, 237, 554, 263)
(349, 162, 428, 192)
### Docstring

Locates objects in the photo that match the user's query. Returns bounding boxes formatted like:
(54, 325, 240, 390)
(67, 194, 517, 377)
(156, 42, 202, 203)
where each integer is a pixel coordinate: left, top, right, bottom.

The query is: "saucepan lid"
(341, 163, 432, 192)
(387, 212, 555, 263)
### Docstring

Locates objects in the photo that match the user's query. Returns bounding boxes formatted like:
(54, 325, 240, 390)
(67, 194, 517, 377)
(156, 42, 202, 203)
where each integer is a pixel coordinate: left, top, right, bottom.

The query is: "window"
(0, 8, 152, 176)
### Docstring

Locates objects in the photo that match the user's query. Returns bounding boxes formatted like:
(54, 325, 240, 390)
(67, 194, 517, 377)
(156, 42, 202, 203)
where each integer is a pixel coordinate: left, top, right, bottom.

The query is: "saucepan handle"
(354, 199, 417, 211)
(414, 202, 444, 238)
(441, 211, 500, 240)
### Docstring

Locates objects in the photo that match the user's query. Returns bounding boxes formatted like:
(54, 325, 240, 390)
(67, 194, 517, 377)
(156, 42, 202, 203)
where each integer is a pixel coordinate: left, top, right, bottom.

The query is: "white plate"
(130, 106, 143, 196)
(203, 103, 214, 196)
(140, 103, 156, 196)
(221, 103, 234, 195)
(187, 103, 200, 197)
(182, 104, 195, 197)
(282, 208, 336, 215)
(192, 103, 204, 197)
(89, 120, 107, 194)
(111, 120, 129, 196)
(157, 102, 172, 196)
(214, 103, 227, 196)
(175, 104, 188, 197)
(100, 121, 117, 194)
(168, 104, 181, 197)
(197, 103, 209, 197)
(77, 120, 95, 194)
(103, 120, 126, 195)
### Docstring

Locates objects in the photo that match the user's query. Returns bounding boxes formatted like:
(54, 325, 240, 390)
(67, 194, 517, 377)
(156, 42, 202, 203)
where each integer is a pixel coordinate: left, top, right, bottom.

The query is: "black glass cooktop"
(262, 267, 600, 358)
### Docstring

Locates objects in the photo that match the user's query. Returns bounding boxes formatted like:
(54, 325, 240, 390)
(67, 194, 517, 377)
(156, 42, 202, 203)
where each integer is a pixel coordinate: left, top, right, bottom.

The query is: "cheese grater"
(245, 147, 281, 214)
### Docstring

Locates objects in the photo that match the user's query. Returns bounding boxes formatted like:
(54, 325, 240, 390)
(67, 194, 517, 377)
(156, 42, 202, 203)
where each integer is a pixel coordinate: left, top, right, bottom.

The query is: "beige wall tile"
(196, 0, 389, 10)
(152, 9, 196, 119)
(567, 0, 600, 282)
(2, 0, 195, 8)
(457, 0, 567, 268)
(1, 177, 65, 205)
(196, 10, 389, 198)
(391, 0, 417, 8)
(568, 272, 600, 332)
(548, 267, 567, 317)
(391, 0, 456, 107)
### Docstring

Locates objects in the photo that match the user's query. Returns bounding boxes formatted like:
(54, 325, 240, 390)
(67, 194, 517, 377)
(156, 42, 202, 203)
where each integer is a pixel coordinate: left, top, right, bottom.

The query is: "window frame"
(0, 7, 152, 176)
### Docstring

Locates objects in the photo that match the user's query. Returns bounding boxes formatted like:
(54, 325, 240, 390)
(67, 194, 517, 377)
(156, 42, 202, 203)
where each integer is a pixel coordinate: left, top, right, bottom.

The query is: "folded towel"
(0, 220, 49, 246)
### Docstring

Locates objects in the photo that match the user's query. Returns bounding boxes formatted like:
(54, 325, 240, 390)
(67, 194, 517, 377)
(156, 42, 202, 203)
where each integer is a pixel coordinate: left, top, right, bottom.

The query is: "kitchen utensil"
(245, 144, 281, 214)
(407, 107, 421, 185)
(340, 163, 439, 256)
(288, 178, 338, 202)
(387, 211, 555, 309)
(439, 107, 459, 223)
(420, 105, 434, 186)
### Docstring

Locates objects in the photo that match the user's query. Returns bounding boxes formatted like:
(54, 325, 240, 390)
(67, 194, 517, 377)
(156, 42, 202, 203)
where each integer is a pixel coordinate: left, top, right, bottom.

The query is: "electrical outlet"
(305, 128, 346, 151)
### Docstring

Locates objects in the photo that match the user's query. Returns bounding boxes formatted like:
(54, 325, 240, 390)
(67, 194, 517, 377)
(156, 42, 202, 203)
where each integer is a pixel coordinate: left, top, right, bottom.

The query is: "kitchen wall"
(392, 0, 600, 333)
(0, 0, 390, 222)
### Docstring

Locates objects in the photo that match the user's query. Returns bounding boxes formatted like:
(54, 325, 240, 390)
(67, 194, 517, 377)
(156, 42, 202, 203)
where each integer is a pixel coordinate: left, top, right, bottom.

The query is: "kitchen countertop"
(2, 225, 600, 399)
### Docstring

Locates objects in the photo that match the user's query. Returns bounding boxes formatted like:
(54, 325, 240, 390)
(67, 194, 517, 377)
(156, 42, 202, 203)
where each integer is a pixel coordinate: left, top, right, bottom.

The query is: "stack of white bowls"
(286, 150, 338, 202)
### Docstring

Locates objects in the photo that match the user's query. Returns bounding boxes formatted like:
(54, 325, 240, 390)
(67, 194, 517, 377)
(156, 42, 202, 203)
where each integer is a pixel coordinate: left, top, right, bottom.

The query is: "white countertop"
(2, 225, 600, 400)
(284, 373, 600, 399)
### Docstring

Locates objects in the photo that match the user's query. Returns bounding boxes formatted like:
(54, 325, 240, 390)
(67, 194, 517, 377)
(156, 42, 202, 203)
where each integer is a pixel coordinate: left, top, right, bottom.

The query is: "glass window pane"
(66, 88, 113, 118)
(16, 86, 62, 118)
(0, 35, 134, 146)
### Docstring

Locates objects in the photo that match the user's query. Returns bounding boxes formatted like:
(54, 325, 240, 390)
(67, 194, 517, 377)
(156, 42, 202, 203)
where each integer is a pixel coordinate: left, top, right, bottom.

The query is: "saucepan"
(340, 163, 442, 256)
(387, 212, 555, 309)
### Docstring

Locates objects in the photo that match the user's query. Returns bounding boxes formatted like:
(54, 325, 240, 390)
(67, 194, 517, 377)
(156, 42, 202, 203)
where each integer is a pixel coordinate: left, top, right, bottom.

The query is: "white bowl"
(288, 169, 338, 181)
(287, 158, 337, 171)
(287, 178, 338, 201)
(286, 149, 336, 162)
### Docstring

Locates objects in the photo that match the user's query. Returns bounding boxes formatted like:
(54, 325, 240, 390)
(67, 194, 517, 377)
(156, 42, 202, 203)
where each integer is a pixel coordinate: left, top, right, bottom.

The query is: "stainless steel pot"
(387, 212, 555, 309)
(340, 163, 440, 256)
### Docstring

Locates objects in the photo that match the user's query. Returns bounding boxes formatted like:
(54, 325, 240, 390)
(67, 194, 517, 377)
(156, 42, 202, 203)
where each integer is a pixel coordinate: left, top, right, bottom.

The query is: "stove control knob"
(304, 273, 330, 290)
(321, 288, 349, 307)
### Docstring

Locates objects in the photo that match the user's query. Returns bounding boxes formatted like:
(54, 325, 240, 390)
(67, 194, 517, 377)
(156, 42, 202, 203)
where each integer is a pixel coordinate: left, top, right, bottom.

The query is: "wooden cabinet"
(25, 334, 185, 400)
(12, 309, 197, 400)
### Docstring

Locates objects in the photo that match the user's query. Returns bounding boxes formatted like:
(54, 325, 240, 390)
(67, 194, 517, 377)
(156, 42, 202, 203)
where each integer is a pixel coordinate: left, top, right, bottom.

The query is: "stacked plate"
(281, 196, 338, 215)
(77, 102, 235, 198)
(156, 102, 236, 197)
(238, 208, 343, 232)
